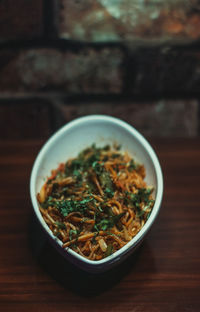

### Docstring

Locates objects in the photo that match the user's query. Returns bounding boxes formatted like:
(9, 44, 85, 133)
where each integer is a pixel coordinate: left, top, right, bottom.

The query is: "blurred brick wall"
(0, 0, 200, 139)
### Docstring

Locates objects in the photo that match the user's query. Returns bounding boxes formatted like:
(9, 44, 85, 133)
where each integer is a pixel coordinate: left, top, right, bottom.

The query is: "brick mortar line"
(0, 93, 199, 101)
(0, 39, 129, 51)
(0, 38, 200, 51)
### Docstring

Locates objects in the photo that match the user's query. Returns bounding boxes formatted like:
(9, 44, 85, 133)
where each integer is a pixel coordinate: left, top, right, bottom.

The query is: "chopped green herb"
(91, 232, 98, 244)
(92, 161, 103, 175)
(104, 244, 114, 257)
(114, 144, 121, 150)
(128, 159, 137, 171)
(41, 196, 54, 209)
(102, 145, 110, 151)
(94, 212, 125, 231)
(69, 229, 78, 241)
(125, 188, 154, 218)
(99, 171, 114, 191)
(104, 187, 114, 198)
(55, 221, 66, 230)
(111, 153, 120, 159)
(45, 195, 94, 217)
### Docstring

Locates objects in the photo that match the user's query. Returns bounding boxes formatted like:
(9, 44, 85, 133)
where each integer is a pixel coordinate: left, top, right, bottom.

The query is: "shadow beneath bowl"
(29, 213, 155, 297)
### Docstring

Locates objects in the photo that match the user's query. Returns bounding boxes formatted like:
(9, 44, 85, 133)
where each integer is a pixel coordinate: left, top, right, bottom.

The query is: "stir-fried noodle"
(37, 144, 154, 260)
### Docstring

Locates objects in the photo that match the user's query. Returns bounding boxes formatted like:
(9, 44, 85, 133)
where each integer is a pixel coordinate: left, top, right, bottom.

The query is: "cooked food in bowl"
(37, 143, 155, 261)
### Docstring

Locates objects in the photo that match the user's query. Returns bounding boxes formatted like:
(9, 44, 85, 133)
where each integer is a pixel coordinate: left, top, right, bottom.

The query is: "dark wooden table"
(1, 138, 200, 312)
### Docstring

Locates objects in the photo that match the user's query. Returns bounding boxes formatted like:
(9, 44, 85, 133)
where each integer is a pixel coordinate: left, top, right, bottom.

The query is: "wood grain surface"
(0, 138, 200, 312)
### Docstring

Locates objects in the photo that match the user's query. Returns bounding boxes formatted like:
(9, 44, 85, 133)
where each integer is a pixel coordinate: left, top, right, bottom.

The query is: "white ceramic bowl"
(30, 115, 163, 273)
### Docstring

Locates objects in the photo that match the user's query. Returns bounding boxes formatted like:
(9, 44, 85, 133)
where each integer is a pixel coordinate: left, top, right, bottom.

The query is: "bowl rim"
(30, 114, 163, 267)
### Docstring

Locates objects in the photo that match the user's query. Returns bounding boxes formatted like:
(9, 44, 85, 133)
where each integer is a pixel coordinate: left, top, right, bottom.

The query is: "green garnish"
(128, 159, 137, 171)
(104, 187, 114, 198)
(105, 244, 114, 257)
(41, 196, 54, 209)
(125, 188, 154, 218)
(55, 221, 66, 230)
(94, 212, 125, 231)
(69, 229, 78, 241)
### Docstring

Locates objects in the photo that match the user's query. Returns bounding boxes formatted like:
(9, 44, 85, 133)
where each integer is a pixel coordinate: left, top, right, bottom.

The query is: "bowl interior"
(34, 117, 157, 192)
(30, 115, 163, 269)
